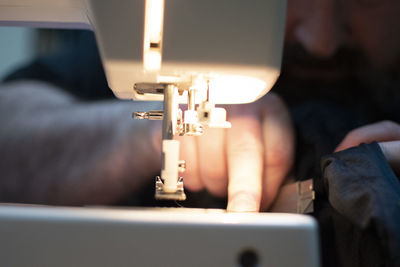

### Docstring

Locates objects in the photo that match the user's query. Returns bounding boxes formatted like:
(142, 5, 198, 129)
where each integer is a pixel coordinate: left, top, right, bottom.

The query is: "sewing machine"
(0, 0, 285, 199)
(0, 1, 320, 266)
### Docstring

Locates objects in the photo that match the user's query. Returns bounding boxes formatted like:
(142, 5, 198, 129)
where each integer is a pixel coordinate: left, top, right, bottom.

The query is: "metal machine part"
(269, 179, 315, 214)
(155, 176, 186, 201)
(297, 179, 315, 214)
(133, 81, 231, 200)
(133, 110, 163, 120)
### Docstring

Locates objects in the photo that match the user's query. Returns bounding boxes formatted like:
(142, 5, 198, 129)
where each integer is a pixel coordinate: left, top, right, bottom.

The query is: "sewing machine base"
(0, 205, 319, 267)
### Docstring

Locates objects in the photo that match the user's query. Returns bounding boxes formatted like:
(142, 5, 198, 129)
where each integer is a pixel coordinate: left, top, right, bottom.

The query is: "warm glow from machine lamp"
(143, 0, 164, 71)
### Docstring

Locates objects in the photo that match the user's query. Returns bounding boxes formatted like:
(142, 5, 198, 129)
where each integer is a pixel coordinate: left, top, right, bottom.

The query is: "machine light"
(143, 0, 164, 71)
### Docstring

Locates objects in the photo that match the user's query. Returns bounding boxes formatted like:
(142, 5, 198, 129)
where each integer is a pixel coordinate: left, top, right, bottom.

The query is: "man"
(278, 1, 400, 266)
(1, 0, 400, 265)
(1, 0, 399, 209)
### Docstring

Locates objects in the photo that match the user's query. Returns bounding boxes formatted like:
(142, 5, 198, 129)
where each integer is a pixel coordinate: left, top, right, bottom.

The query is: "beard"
(272, 43, 400, 121)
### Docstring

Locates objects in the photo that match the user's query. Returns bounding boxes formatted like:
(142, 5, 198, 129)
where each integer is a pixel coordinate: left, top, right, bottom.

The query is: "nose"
(294, 0, 346, 58)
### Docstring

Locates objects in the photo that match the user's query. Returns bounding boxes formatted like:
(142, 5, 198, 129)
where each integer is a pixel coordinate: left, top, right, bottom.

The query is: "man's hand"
(177, 93, 295, 212)
(335, 120, 400, 174)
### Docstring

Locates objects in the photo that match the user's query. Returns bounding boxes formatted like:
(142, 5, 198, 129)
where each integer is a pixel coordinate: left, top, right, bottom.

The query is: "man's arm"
(0, 80, 162, 205)
(0, 80, 296, 211)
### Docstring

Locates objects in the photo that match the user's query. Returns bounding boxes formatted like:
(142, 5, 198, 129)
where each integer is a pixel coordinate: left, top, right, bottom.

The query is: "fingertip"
(227, 192, 260, 212)
(335, 141, 358, 153)
(334, 145, 343, 153)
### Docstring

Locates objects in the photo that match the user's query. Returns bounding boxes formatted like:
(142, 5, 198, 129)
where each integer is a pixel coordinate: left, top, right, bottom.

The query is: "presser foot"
(155, 176, 186, 201)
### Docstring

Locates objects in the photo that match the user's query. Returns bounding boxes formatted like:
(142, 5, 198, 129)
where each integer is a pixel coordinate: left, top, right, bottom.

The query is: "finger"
(261, 94, 295, 210)
(379, 141, 400, 174)
(336, 121, 400, 152)
(197, 127, 227, 197)
(178, 135, 204, 191)
(226, 104, 263, 212)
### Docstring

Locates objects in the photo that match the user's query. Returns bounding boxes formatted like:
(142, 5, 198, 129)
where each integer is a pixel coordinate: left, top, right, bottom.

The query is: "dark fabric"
(314, 142, 400, 267)
(3, 30, 112, 100)
(290, 101, 366, 181)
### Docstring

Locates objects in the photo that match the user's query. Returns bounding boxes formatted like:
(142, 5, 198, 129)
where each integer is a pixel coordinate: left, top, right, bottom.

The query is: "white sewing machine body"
(0, 0, 285, 103)
(0, 0, 287, 199)
(0, 205, 319, 267)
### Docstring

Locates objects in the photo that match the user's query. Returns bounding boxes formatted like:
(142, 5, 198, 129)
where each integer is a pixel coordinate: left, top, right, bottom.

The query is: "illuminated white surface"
(209, 75, 267, 104)
(0, 205, 319, 267)
(143, 0, 164, 71)
(105, 60, 280, 104)
(143, 50, 162, 71)
(145, 0, 164, 44)
(0, 205, 316, 226)
(161, 140, 180, 192)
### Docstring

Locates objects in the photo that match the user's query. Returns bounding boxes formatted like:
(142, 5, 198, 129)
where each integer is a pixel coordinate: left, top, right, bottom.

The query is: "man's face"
(283, 0, 400, 83)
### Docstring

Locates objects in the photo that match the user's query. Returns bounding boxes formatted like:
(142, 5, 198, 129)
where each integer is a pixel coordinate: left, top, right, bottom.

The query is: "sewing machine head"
(0, 0, 287, 200)
(87, 0, 286, 103)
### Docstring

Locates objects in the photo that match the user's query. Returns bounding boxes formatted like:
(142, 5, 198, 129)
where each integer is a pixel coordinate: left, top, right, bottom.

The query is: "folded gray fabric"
(314, 142, 400, 267)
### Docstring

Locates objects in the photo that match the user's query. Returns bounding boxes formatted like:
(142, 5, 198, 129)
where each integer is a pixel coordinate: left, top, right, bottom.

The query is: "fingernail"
(228, 194, 259, 212)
